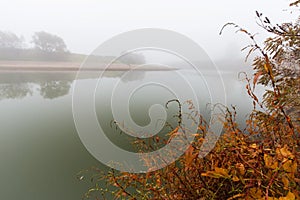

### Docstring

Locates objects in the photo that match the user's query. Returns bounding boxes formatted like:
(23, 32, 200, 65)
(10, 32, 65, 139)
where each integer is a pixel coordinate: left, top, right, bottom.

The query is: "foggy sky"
(0, 0, 298, 61)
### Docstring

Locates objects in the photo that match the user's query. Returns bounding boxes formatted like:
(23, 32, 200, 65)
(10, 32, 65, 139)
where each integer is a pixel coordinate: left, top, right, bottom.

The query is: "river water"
(0, 69, 253, 199)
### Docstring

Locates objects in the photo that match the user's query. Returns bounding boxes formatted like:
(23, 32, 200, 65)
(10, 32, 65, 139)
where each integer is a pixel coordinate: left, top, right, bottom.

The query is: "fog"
(0, 0, 298, 62)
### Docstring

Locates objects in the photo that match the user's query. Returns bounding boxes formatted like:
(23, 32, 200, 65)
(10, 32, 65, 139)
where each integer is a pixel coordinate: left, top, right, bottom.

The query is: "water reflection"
(0, 70, 147, 100)
(0, 83, 33, 99)
(39, 80, 71, 99)
(120, 70, 146, 82)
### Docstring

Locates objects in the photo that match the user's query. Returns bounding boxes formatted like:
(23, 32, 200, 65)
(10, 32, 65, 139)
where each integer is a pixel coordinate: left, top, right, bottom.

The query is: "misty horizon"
(1, 0, 298, 61)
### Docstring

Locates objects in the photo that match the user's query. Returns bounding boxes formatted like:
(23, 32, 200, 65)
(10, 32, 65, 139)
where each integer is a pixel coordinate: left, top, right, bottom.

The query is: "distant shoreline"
(0, 60, 176, 71)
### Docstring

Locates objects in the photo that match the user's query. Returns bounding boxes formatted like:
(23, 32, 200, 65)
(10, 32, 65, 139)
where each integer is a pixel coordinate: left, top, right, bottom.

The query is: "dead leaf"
(249, 187, 263, 199)
(283, 160, 297, 174)
(276, 145, 294, 160)
(282, 176, 289, 190)
(232, 175, 239, 182)
(227, 193, 244, 200)
(264, 154, 278, 169)
(235, 163, 245, 175)
(184, 145, 198, 171)
(215, 167, 229, 177)
(279, 191, 295, 200)
(253, 71, 262, 90)
(201, 167, 230, 179)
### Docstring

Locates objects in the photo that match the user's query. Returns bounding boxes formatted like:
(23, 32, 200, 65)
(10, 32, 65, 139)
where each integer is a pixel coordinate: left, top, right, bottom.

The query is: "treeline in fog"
(0, 31, 70, 61)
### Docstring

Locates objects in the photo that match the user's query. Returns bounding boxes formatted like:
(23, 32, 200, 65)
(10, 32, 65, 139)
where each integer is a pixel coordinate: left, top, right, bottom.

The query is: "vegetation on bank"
(0, 31, 70, 61)
(0, 31, 117, 63)
(80, 1, 300, 200)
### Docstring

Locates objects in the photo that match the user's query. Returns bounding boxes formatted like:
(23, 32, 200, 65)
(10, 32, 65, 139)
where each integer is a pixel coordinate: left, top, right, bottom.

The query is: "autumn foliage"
(82, 2, 300, 200)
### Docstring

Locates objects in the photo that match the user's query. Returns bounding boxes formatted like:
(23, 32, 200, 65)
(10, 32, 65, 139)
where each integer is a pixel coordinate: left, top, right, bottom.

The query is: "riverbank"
(0, 60, 176, 71)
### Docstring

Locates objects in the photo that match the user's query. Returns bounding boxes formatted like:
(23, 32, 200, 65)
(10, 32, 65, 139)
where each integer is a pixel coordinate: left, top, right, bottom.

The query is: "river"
(0, 69, 254, 199)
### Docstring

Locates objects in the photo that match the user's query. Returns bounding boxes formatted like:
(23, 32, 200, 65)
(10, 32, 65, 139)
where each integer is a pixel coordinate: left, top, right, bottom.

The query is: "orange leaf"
(253, 71, 262, 90)
(235, 163, 245, 175)
(264, 56, 274, 81)
(184, 145, 198, 170)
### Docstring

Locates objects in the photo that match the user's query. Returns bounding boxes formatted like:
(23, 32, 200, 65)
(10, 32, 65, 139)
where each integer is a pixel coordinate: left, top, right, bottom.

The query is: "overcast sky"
(0, 0, 298, 61)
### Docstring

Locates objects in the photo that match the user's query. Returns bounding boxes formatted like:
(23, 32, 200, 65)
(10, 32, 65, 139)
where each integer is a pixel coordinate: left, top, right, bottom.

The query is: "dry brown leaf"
(184, 145, 198, 171)
(235, 163, 245, 175)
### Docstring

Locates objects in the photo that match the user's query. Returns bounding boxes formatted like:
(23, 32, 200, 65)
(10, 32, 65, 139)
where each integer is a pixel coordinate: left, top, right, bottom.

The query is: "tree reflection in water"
(0, 83, 33, 100)
(0, 70, 147, 100)
(39, 80, 71, 99)
(0, 80, 72, 100)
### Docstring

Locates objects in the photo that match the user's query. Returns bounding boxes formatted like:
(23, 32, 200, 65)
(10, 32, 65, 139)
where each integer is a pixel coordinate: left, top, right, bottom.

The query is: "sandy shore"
(0, 60, 175, 71)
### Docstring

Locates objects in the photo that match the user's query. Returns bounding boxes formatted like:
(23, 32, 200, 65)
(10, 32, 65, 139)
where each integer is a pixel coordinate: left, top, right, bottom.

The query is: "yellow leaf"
(286, 191, 296, 200)
(249, 143, 258, 149)
(264, 154, 278, 169)
(201, 167, 230, 179)
(264, 63, 269, 73)
(201, 171, 220, 178)
(276, 145, 294, 160)
(282, 176, 289, 190)
(279, 191, 295, 200)
(227, 193, 244, 200)
(249, 187, 263, 199)
(283, 160, 297, 173)
(232, 175, 239, 182)
(215, 167, 229, 177)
